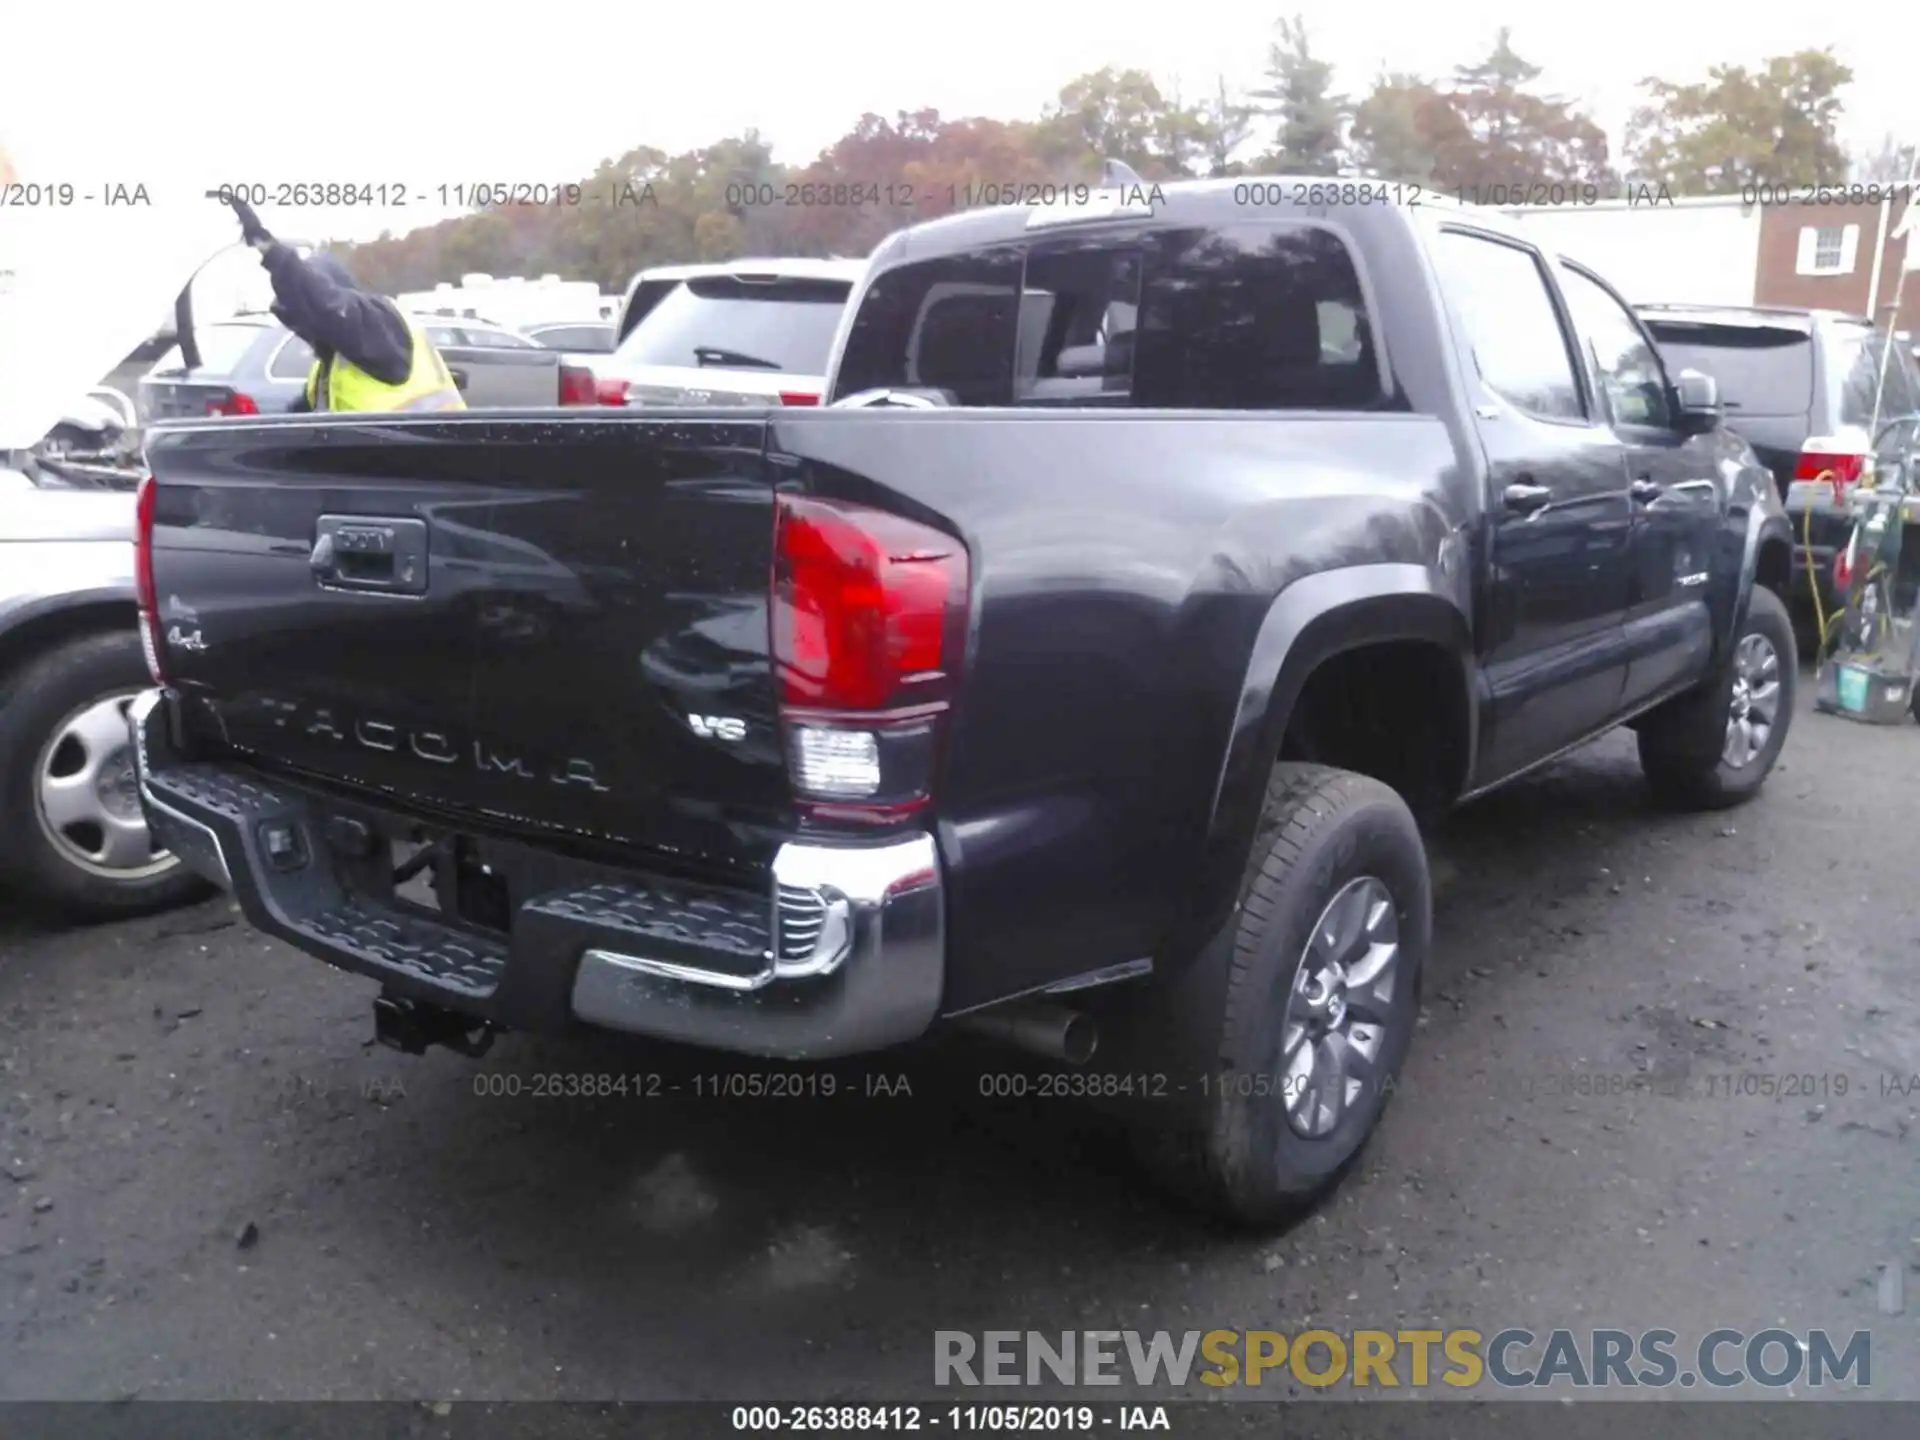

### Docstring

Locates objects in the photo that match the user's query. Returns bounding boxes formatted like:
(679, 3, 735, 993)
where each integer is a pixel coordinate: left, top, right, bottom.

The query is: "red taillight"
(778, 390, 820, 407)
(774, 497, 963, 710)
(558, 365, 597, 406)
(773, 496, 968, 819)
(1795, 434, 1868, 500)
(595, 376, 629, 406)
(134, 474, 166, 683)
(206, 390, 258, 417)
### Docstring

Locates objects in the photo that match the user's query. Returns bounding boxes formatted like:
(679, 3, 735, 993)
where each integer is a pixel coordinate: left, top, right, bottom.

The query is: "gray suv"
(139, 314, 573, 419)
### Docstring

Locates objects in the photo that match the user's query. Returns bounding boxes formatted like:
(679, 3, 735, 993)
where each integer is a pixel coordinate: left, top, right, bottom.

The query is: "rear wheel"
(1637, 586, 1796, 810)
(0, 631, 210, 921)
(1130, 764, 1429, 1227)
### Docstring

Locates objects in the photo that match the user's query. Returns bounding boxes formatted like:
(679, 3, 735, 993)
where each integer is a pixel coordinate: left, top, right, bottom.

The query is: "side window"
(833, 249, 1023, 405)
(268, 334, 315, 379)
(425, 327, 463, 348)
(1433, 230, 1584, 422)
(1836, 329, 1920, 431)
(1133, 223, 1384, 411)
(463, 327, 533, 349)
(1557, 265, 1673, 429)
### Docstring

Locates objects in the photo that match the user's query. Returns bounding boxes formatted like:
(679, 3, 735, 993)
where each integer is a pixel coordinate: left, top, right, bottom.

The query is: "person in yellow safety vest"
(226, 195, 465, 414)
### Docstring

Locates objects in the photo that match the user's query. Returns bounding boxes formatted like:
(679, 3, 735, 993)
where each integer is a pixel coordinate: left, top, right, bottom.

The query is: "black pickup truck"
(131, 180, 1797, 1225)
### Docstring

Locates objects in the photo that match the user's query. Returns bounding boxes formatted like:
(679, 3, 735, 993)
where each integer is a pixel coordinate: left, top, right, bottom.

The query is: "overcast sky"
(4, 1, 1909, 248)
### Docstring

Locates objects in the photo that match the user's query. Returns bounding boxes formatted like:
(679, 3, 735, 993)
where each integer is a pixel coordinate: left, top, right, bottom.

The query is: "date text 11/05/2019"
(1230, 180, 1683, 209)
(731, 1406, 1167, 1432)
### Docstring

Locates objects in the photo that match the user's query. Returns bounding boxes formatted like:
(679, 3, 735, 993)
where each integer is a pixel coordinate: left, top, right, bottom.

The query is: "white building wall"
(1499, 199, 1763, 307)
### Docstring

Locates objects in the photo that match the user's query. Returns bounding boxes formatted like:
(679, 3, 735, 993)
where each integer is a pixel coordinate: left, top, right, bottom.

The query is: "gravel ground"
(2, 684, 1918, 1405)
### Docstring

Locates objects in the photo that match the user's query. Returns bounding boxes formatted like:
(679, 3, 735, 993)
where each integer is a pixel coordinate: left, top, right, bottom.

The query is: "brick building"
(1753, 194, 1920, 330)
(1495, 189, 1920, 334)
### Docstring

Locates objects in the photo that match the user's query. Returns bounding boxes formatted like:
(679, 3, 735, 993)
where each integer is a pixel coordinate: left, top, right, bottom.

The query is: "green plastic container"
(1837, 663, 1871, 713)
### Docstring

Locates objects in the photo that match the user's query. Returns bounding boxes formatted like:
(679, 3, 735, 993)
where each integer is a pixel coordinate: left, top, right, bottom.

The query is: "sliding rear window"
(1642, 320, 1814, 418)
(832, 221, 1384, 411)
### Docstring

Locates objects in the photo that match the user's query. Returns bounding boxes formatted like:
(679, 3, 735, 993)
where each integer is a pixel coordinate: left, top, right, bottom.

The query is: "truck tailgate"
(145, 413, 788, 876)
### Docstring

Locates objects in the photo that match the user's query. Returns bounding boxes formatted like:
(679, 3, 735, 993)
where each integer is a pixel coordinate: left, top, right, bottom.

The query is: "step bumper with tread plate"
(128, 688, 945, 1058)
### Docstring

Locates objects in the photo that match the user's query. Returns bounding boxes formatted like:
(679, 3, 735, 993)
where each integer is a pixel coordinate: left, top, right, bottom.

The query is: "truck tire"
(0, 630, 210, 921)
(1133, 764, 1429, 1227)
(1636, 586, 1796, 811)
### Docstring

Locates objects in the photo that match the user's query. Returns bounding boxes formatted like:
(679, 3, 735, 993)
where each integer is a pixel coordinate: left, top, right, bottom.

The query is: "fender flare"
(1732, 506, 1796, 645)
(1185, 563, 1475, 946)
(0, 589, 136, 676)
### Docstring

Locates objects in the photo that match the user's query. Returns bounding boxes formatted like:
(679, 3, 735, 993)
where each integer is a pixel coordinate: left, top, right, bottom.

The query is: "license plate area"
(386, 831, 513, 935)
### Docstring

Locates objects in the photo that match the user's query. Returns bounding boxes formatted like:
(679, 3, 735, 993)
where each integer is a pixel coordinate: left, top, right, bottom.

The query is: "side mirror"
(1673, 369, 1721, 435)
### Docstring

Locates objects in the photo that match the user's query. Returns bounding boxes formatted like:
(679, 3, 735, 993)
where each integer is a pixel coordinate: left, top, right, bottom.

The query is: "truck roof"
(866, 173, 1518, 270)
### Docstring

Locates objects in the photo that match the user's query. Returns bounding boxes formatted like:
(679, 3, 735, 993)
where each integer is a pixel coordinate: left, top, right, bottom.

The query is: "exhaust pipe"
(956, 1002, 1098, 1065)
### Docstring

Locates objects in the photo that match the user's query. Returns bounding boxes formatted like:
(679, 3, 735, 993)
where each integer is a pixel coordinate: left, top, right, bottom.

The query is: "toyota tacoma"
(128, 181, 1797, 1224)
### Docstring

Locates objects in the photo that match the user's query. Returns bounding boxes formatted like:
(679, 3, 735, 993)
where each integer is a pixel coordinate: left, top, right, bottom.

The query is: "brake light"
(206, 390, 258, 417)
(778, 390, 820, 406)
(558, 364, 597, 405)
(1795, 432, 1869, 499)
(773, 496, 968, 819)
(594, 376, 629, 406)
(133, 475, 166, 684)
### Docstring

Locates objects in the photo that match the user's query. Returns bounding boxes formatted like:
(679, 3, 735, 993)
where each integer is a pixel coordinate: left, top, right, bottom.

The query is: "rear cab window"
(613, 276, 852, 375)
(530, 324, 614, 352)
(831, 221, 1385, 410)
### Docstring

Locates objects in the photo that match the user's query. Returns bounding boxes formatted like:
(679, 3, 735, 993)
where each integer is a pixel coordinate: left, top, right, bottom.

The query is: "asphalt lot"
(3, 682, 1918, 1404)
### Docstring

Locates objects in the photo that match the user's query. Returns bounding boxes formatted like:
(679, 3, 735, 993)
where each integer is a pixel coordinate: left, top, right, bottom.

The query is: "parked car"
(139, 313, 604, 417)
(38, 387, 140, 469)
(523, 320, 617, 354)
(1637, 304, 1920, 617)
(599, 258, 866, 407)
(128, 180, 1795, 1225)
(0, 203, 236, 919)
(137, 314, 309, 419)
(0, 458, 211, 919)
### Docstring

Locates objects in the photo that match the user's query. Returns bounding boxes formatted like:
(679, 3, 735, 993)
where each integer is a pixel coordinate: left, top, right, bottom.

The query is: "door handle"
(447, 367, 470, 391)
(311, 516, 429, 595)
(1630, 477, 1664, 503)
(1503, 481, 1553, 514)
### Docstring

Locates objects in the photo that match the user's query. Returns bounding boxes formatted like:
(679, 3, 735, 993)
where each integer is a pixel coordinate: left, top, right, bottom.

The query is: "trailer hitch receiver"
(373, 994, 495, 1058)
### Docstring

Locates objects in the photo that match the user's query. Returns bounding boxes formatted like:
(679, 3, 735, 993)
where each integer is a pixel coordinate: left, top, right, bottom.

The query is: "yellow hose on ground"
(1802, 468, 1840, 656)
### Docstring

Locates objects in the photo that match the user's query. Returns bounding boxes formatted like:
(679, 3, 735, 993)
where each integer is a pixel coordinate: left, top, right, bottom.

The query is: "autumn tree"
(1248, 16, 1344, 175)
(1438, 29, 1612, 190)
(1347, 71, 1461, 184)
(1033, 67, 1200, 181)
(1626, 49, 1853, 191)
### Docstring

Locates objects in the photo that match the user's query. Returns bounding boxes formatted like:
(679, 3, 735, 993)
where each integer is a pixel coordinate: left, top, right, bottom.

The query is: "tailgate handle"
(312, 516, 429, 595)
